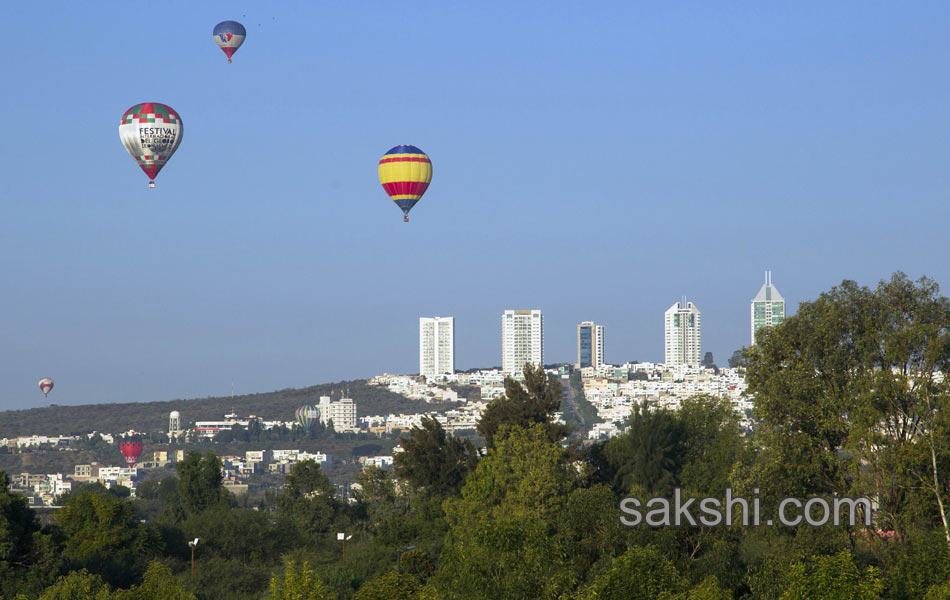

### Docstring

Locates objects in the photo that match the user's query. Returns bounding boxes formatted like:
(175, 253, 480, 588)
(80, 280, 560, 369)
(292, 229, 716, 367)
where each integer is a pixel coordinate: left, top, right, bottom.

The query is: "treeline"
(3, 273, 950, 598)
(0, 380, 429, 438)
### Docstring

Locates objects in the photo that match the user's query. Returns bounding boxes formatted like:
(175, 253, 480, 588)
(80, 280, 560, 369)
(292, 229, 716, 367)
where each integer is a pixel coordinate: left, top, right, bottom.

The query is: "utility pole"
(188, 538, 199, 575)
(337, 532, 351, 561)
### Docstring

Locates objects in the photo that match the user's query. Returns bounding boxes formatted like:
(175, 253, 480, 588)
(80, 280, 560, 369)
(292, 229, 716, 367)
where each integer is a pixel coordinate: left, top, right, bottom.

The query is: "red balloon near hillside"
(120, 440, 143, 468)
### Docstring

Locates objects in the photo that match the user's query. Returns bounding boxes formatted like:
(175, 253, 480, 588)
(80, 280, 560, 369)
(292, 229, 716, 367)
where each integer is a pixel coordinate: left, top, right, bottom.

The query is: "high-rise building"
(502, 309, 543, 375)
(665, 299, 702, 366)
(419, 317, 455, 378)
(577, 321, 605, 369)
(751, 271, 785, 346)
(317, 395, 357, 432)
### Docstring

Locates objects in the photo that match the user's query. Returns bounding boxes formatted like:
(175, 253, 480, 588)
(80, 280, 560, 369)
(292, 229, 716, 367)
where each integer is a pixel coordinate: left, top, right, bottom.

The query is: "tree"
(393, 417, 478, 496)
(55, 490, 163, 588)
(275, 460, 338, 537)
(777, 551, 883, 600)
(702, 352, 715, 369)
(676, 395, 749, 496)
(112, 562, 197, 600)
(576, 545, 687, 600)
(37, 569, 112, 600)
(354, 570, 421, 600)
(0, 470, 43, 594)
(265, 560, 333, 600)
(727, 348, 747, 369)
(176, 453, 228, 517)
(747, 273, 950, 547)
(926, 583, 950, 600)
(557, 484, 626, 584)
(476, 364, 570, 448)
(600, 402, 685, 496)
(431, 424, 575, 599)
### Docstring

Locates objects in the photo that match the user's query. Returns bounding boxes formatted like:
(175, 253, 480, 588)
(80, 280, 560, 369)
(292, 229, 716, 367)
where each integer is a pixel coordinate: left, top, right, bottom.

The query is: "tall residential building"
(664, 299, 702, 366)
(502, 309, 543, 375)
(577, 321, 605, 369)
(317, 395, 357, 433)
(419, 317, 455, 378)
(751, 271, 786, 346)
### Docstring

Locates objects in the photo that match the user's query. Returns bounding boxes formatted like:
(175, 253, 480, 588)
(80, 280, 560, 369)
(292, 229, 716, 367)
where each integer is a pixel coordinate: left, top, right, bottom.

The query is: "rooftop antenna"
(766, 270, 771, 286)
(681, 295, 687, 309)
(231, 381, 234, 398)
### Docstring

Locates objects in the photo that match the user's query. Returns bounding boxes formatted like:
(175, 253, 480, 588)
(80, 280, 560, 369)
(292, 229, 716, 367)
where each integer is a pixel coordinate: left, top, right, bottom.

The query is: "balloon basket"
(148, 180, 155, 188)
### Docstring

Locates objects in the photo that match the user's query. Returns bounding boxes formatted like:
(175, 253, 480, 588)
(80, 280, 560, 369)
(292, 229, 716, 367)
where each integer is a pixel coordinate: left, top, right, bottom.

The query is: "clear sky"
(2, 2, 950, 410)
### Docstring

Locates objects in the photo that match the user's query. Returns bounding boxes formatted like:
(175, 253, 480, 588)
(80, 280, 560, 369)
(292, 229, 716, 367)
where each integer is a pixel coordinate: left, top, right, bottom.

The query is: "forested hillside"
(0, 380, 433, 437)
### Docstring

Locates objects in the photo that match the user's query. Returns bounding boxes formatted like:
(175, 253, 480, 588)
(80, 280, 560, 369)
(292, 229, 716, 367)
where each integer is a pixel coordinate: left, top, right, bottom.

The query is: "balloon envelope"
(213, 21, 246, 63)
(295, 405, 317, 432)
(119, 103, 183, 187)
(38, 378, 53, 397)
(120, 440, 143, 468)
(378, 145, 432, 222)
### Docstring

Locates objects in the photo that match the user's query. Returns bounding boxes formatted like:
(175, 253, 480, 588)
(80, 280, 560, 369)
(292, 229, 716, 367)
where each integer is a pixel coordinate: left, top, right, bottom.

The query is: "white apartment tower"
(419, 317, 455, 378)
(751, 271, 786, 346)
(317, 395, 357, 433)
(502, 309, 543, 375)
(664, 299, 702, 366)
(577, 321, 605, 369)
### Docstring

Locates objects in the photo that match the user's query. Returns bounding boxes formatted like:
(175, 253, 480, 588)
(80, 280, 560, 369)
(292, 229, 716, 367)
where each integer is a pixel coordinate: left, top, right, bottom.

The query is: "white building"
(577, 321, 605, 369)
(419, 317, 455, 377)
(317, 396, 357, 432)
(169, 411, 182, 439)
(502, 309, 543, 375)
(751, 271, 786, 346)
(664, 299, 702, 366)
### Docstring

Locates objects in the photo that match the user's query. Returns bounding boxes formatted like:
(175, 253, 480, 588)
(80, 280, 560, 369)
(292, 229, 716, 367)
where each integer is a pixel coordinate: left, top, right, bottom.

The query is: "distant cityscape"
(419, 270, 787, 375)
(3, 272, 784, 507)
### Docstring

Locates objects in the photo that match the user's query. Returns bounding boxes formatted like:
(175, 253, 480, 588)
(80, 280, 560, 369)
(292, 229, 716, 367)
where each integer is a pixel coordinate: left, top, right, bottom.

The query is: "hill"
(0, 379, 436, 438)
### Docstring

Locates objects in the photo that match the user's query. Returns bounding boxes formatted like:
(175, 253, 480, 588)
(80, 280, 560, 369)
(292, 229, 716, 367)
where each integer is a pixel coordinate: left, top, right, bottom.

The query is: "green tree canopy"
(55, 490, 162, 588)
(432, 424, 575, 599)
(747, 273, 950, 546)
(275, 460, 339, 538)
(265, 560, 333, 600)
(175, 453, 228, 517)
(476, 364, 570, 448)
(37, 569, 112, 600)
(778, 551, 883, 600)
(393, 417, 478, 497)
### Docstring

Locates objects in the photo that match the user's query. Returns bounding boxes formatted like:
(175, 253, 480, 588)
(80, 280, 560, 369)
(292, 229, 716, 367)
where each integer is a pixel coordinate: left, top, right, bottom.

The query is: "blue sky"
(2, 2, 950, 409)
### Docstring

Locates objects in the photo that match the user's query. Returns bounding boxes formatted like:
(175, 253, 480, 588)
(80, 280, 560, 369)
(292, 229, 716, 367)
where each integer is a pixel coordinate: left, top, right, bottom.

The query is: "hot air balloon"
(213, 21, 246, 63)
(120, 440, 144, 468)
(378, 145, 432, 222)
(295, 405, 317, 432)
(118, 103, 183, 188)
(38, 378, 54, 397)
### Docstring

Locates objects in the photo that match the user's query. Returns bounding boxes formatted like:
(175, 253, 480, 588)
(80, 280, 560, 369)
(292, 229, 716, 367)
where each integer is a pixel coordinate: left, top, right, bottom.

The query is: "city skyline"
(4, 3, 950, 409)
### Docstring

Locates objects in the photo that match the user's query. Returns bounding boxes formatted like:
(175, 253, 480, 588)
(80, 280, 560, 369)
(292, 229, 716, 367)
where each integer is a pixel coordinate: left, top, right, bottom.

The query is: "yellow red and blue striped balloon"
(378, 145, 432, 222)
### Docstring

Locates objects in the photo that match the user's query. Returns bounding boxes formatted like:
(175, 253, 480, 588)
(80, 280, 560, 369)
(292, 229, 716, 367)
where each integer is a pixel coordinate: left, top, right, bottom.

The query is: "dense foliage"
(3, 273, 950, 598)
